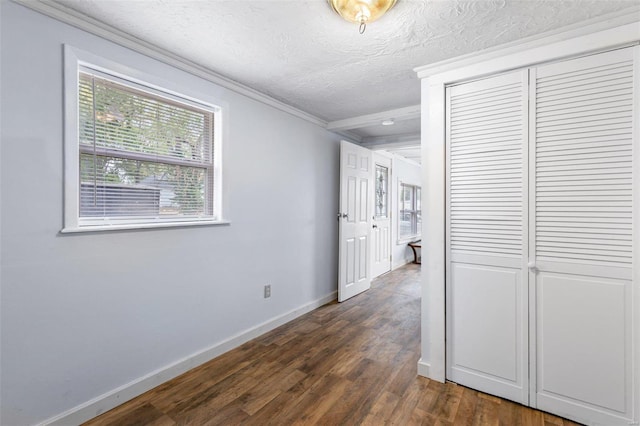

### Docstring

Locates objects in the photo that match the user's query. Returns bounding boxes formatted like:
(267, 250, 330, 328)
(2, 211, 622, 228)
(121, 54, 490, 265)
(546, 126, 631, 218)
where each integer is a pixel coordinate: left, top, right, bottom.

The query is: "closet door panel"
(532, 47, 635, 425)
(451, 263, 520, 380)
(538, 273, 627, 412)
(446, 70, 529, 404)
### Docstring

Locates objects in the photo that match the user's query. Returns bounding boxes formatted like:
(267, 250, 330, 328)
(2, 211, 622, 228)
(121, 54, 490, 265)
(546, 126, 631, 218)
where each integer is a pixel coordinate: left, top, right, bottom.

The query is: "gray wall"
(0, 2, 341, 424)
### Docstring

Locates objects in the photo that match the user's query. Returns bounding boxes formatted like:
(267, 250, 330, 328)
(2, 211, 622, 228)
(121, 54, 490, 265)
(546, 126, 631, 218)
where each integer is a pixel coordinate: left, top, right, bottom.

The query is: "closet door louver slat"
(449, 78, 525, 258)
(535, 56, 634, 267)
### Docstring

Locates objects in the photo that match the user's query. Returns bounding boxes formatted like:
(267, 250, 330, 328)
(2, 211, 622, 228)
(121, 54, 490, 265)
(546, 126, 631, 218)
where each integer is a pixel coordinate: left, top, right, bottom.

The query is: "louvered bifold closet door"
(531, 47, 636, 426)
(446, 70, 529, 404)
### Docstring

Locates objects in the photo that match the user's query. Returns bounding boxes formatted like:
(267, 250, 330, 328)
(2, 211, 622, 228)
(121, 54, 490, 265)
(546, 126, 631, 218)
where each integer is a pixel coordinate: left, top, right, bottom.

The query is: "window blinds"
(77, 71, 215, 221)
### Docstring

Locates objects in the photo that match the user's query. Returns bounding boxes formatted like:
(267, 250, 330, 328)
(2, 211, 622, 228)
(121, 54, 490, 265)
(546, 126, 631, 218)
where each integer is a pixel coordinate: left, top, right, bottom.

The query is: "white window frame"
(398, 181, 421, 242)
(62, 45, 227, 232)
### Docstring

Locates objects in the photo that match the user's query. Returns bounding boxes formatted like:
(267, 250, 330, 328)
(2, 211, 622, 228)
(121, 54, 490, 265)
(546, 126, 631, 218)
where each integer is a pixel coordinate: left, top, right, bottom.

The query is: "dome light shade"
(328, 0, 398, 33)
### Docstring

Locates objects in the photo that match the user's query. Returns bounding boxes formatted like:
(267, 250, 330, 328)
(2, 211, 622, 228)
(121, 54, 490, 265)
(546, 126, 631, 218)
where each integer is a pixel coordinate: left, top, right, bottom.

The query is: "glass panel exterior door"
(372, 156, 392, 278)
(375, 164, 388, 219)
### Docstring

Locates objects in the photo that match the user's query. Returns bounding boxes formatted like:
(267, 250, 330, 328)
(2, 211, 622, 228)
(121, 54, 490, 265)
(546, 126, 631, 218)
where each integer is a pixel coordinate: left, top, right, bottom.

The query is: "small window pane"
(80, 155, 207, 217)
(375, 165, 388, 218)
(399, 211, 412, 238)
(399, 183, 422, 239)
(79, 73, 212, 164)
(403, 186, 414, 211)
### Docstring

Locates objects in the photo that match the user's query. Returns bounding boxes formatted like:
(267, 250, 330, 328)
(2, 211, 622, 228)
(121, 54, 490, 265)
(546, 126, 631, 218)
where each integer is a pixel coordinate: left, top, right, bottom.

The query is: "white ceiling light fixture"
(328, 0, 398, 34)
(381, 119, 395, 126)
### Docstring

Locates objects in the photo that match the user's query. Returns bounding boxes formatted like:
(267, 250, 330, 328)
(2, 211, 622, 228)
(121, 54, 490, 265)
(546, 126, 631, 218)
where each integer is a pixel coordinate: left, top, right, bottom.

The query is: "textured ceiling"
(53, 0, 638, 133)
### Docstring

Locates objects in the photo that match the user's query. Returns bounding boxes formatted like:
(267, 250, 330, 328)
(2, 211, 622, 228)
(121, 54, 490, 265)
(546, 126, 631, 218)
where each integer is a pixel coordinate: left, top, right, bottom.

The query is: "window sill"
(60, 219, 231, 234)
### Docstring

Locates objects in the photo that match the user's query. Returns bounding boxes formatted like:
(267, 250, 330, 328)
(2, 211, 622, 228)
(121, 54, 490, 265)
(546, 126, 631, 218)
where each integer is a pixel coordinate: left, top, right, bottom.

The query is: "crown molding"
(391, 152, 421, 167)
(12, 0, 328, 128)
(327, 105, 420, 131)
(369, 144, 422, 166)
(332, 129, 363, 143)
(414, 6, 640, 79)
(361, 132, 420, 148)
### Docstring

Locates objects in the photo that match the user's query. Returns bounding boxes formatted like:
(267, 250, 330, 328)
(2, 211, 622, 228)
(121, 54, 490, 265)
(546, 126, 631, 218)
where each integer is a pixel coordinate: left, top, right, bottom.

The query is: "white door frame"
(416, 18, 640, 424)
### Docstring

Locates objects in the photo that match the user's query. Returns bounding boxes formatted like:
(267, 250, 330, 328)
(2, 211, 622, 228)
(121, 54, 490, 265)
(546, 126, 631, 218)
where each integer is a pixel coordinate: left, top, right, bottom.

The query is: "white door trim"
(633, 44, 640, 426)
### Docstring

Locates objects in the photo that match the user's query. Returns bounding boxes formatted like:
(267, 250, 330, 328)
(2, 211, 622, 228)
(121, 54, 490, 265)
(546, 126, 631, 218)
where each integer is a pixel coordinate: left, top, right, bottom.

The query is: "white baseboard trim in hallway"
(391, 259, 416, 272)
(417, 358, 431, 378)
(43, 291, 338, 426)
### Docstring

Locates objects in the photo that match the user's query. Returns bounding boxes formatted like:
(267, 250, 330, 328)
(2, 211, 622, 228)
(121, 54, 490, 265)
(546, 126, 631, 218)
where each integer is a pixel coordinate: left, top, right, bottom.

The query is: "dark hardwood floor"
(84, 264, 581, 425)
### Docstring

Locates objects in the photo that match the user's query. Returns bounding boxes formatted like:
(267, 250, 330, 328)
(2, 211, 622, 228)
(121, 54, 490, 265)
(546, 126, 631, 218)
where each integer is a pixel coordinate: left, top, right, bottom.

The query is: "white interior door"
(445, 70, 530, 405)
(372, 153, 392, 278)
(338, 140, 373, 302)
(530, 47, 636, 426)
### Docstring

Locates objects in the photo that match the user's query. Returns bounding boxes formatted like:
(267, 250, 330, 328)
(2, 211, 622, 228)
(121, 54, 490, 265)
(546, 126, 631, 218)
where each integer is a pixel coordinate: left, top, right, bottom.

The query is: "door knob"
(528, 261, 537, 272)
(337, 213, 348, 219)
(372, 224, 378, 228)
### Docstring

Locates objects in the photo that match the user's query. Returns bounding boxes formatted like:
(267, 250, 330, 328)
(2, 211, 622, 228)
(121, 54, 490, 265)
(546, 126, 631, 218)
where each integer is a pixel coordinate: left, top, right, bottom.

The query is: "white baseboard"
(392, 258, 415, 271)
(417, 358, 431, 378)
(42, 291, 337, 426)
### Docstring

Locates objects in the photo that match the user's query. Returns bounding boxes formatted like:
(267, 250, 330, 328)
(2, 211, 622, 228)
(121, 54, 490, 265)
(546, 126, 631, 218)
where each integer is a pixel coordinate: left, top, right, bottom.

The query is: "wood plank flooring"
(84, 264, 582, 425)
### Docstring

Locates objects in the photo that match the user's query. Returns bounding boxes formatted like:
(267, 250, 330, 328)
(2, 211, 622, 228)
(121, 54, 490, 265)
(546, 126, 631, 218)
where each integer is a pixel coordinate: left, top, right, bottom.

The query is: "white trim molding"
(13, 0, 328, 128)
(332, 129, 364, 144)
(327, 105, 421, 131)
(417, 358, 431, 378)
(632, 44, 640, 426)
(361, 132, 421, 149)
(9, 0, 400, 147)
(42, 291, 337, 426)
(420, 77, 446, 383)
(415, 6, 640, 79)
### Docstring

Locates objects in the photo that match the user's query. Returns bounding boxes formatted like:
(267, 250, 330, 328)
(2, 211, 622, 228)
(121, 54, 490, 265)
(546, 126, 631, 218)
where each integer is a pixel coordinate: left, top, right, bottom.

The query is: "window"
(63, 47, 223, 232)
(375, 164, 389, 218)
(399, 183, 421, 240)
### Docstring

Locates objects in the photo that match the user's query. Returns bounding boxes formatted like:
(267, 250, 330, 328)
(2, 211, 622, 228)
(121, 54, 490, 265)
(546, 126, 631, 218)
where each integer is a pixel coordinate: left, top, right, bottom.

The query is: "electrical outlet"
(264, 284, 271, 299)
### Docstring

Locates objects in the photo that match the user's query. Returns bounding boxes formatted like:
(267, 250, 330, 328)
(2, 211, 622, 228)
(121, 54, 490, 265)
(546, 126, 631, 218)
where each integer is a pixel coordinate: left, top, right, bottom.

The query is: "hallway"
(85, 264, 580, 425)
